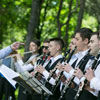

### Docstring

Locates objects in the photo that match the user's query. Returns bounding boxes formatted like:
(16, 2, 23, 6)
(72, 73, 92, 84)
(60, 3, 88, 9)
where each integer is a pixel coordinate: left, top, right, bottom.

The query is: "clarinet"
(51, 47, 77, 93)
(58, 49, 90, 100)
(40, 52, 50, 66)
(47, 49, 71, 93)
(35, 52, 50, 77)
(47, 49, 71, 82)
(45, 49, 71, 100)
(37, 52, 50, 66)
(74, 50, 100, 100)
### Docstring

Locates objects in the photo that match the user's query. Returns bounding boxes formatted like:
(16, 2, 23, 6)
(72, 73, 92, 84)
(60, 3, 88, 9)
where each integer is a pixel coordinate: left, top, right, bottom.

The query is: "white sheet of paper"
(0, 64, 20, 88)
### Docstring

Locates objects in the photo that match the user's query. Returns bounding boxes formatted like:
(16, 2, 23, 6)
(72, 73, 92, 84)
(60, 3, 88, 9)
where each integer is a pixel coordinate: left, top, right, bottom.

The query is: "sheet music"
(0, 64, 20, 88)
(14, 71, 53, 95)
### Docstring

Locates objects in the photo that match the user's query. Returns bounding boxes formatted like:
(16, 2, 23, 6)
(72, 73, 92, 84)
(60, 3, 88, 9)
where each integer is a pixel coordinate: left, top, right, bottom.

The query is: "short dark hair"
(50, 38, 64, 50)
(71, 34, 75, 39)
(43, 39, 50, 43)
(91, 32, 100, 40)
(31, 40, 40, 47)
(75, 28, 93, 41)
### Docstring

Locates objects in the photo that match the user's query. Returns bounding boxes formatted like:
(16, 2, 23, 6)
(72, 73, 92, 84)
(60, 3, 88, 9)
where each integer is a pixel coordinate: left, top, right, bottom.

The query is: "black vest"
(75, 54, 92, 72)
(45, 58, 62, 72)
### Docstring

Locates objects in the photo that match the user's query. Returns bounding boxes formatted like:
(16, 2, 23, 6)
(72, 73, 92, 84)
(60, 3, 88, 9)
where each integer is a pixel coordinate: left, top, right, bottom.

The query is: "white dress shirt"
(14, 54, 38, 73)
(63, 53, 79, 79)
(89, 64, 100, 96)
(79, 58, 100, 97)
(90, 77, 100, 91)
(69, 50, 90, 82)
(43, 54, 63, 79)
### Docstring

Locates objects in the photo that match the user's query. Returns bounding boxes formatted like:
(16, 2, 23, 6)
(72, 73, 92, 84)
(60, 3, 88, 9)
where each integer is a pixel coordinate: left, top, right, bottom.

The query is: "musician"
(42, 39, 50, 55)
(21, 39, 50, 100)
(37, 39, 50, 68)
(0, 42, 20, 59)
(75, 32, 100, 100)
(85, 68, 100, 91)
(14, 40, 41, 73)
(61, 28, 93, 100)
(85, 68, 100, 100)
(69, 35, 77, 52)
(35, 38, 64, 100)
(16, 40, 41, 100)
(59, 36, 77, 93)
(67, 35, 78, 66)
(37, 38, 64, 79)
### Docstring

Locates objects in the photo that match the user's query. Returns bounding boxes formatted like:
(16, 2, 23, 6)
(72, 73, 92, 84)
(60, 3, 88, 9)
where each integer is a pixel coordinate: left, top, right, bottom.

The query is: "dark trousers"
(64, 88, 97, 100)
(79, 89, 97, 100)
(97, 92, 100, 100)
(0, 77, 16, 100)
(17, 86, 41, 100)
(64, 88, 77, 100)
(17, 86, 32, 100)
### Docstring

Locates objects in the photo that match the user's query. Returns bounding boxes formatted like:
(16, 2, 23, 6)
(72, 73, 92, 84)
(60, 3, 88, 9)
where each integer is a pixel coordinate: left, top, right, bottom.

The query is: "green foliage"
(0, 0, 99, 49)
(82, 13, 98, 31)
(0, 0, 32, 48)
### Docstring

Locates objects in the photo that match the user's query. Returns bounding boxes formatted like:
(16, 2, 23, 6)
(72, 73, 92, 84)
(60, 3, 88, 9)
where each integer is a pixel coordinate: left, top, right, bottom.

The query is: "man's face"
(69, 38, 76, 51)
(75, 33, 87, 52)
(48, 41, 59, 57)
(42, 42, 49, 54)
(29, 42, 38, 52)
(88, 35, 100, 56)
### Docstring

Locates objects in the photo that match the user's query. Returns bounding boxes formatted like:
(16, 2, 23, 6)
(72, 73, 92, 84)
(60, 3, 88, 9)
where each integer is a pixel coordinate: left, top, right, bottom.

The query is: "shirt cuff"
(63, 71, 70, 79)
(90, 77, 98, 89)
(16, 60, 24, 66)
(43, 70, 50, 80)
(23, 64, 33, 71)
(73, 77, 80, 85)
(69, 69, 75, 77)
(49, 78, 56, 85)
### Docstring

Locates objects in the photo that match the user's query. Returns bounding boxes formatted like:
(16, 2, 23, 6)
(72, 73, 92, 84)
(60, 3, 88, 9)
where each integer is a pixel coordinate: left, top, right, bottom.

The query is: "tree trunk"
(57, 0, 63, 37)
(75, 0, 86, 32)
(37, 0, 51, 39)
(64, 0, 73, 52)
(0, 22, 3, 47)
(24, 0, 43, 61)
(97, 17, 100, 31)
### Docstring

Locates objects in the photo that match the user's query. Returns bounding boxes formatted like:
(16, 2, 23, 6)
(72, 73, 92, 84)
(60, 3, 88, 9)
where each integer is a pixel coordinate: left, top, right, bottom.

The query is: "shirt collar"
(77, 49, 89, 58)
(51, 54, 63, 62)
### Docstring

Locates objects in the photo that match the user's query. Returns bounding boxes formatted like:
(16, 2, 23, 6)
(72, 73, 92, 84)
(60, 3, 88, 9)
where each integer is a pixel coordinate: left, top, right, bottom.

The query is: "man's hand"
(73, 68, 83, 79)
(62, 63, 73, 72)
(85, 68, 95, 82)
(11, 42, 20, 50)
(31, 65, 45, 76)
(13, 54, 22, 62)
(56, 63, 64, 71)
(36, 65, 45, 74)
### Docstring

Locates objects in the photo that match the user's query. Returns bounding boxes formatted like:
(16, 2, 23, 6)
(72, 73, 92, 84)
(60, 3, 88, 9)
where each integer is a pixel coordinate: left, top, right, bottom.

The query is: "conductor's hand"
(11, 42, 20, 51)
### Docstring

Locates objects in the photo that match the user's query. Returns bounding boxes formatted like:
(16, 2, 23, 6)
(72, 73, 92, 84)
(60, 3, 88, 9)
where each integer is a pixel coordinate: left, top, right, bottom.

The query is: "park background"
(0, 0, 100, 98)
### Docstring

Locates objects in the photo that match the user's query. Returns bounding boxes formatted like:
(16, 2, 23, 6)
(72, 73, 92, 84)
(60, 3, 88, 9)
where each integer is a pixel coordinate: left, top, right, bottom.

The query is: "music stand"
(13, 71, 53, 95)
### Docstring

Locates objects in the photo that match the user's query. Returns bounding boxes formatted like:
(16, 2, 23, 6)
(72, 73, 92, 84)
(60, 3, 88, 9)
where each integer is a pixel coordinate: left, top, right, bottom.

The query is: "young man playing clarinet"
(36, 38, 64, 100)
(67, 32, 100, 100)
(61, 28, 93, 100)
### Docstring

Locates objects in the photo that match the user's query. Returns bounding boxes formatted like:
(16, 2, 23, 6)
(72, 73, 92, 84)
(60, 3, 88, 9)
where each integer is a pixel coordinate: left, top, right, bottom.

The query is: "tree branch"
(57, 0, 63, 37)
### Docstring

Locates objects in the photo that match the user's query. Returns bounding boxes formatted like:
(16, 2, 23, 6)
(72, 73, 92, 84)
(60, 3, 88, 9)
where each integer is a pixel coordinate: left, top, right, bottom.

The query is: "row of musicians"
(14, 28, 100, 100)
(1, 27, 100, 100)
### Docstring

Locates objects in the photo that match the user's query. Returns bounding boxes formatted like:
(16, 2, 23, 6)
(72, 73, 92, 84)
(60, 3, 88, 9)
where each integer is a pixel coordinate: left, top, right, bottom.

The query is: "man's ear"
(84, 38, 89, 45)
(56, 44, 60, 51)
